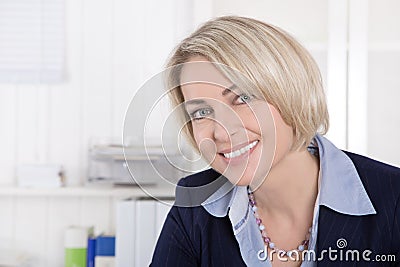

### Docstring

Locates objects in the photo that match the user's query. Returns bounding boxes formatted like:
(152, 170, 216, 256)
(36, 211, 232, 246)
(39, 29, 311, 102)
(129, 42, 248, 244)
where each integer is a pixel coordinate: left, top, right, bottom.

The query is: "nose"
(213, 120, 231, 142)
(212, 111, 240, 142)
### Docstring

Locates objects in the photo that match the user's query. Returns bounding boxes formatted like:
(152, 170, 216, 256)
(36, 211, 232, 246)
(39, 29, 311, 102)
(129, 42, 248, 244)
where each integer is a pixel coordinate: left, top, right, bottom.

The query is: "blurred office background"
(0, 0, 399, 266)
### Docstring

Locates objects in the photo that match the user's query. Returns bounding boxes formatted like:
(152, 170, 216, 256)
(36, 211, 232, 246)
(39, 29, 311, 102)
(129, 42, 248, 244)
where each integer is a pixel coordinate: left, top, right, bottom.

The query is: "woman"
(150, 16, 400, 266)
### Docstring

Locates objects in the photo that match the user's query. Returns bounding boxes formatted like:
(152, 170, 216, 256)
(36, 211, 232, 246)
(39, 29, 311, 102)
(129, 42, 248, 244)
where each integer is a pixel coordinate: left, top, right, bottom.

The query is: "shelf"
(0, 185, 175, 198)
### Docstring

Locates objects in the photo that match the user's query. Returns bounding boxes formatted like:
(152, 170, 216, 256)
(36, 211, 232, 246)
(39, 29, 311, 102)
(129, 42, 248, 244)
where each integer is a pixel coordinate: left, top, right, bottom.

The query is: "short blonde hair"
(166, 16, 329, 151)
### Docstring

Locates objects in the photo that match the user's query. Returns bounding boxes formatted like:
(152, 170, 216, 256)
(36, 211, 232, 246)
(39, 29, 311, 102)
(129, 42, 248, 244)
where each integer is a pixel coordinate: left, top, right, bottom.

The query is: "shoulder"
(175, 168, 229, 207)
(336, 151, 400, 255)
(343, 150, 400, 187)
(160, 169, 231, 253)
(343, 150, 400, 176)
(343, 150, 400, 210)
(177, 168, 223, 187)
(316, 151, 400, 256)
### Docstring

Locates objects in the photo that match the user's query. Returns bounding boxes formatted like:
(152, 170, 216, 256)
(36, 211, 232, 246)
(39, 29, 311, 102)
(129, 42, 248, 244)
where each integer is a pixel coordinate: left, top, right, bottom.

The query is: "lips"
(219, 140, 259, 159)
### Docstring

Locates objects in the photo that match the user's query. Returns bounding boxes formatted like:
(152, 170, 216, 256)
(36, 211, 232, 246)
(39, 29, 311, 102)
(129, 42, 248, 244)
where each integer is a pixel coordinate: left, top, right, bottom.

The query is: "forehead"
(180, 58, 232, 98)
(180, 82, 228, 102)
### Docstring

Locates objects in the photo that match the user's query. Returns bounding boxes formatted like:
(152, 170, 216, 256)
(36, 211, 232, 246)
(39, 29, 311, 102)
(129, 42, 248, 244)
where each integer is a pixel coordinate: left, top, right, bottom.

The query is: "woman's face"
(180, 57, 294, 188)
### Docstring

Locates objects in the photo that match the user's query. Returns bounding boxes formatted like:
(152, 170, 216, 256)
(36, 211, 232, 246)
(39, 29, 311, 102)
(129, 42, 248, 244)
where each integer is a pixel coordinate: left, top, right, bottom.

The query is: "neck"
(252, 146, 319, 224)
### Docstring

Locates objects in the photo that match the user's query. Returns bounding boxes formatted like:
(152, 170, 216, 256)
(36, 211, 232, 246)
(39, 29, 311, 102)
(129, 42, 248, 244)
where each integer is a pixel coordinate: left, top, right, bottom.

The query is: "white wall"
(367, 0, 400, 166)
(213, 0, 329, 43)
(0, 0, 195, 187)
(0, 0, 194, 265)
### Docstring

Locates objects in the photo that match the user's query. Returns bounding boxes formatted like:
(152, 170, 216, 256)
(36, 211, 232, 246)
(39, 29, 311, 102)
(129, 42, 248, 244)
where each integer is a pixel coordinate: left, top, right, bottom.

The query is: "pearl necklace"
(247, 187, 312, 258)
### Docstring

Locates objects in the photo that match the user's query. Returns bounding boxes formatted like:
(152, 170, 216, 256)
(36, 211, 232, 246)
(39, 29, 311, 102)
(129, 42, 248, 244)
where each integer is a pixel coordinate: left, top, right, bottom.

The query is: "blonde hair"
(166, 16, 329, 151)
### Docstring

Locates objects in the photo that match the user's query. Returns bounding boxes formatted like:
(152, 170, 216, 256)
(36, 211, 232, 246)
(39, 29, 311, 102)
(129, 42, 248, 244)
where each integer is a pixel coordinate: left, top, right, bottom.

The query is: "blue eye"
(190, 108, 213, 120)
(235, 93, 252, 104)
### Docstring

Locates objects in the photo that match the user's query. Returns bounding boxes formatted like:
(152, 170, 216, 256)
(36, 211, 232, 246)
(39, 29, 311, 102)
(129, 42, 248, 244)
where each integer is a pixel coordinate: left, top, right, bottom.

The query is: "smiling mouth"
(220, 140, 259, 159)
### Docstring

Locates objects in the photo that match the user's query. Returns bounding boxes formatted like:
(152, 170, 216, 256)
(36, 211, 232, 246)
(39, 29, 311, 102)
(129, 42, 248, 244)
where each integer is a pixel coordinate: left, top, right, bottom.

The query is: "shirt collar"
(201, 134, 376, 220)
(314, 134, 376, 215)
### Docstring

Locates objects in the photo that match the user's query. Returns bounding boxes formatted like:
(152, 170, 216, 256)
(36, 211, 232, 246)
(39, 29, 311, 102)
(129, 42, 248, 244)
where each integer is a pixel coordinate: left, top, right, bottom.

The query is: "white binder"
(115, 198, 172, 267)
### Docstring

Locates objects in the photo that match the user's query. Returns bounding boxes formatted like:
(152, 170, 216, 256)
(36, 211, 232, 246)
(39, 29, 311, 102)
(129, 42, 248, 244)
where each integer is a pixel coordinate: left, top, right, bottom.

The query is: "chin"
(224, 174, 253, 187)
(235, 180, 251, 186)
(226, 171, 268, 189)
(211, 160, 259, 187)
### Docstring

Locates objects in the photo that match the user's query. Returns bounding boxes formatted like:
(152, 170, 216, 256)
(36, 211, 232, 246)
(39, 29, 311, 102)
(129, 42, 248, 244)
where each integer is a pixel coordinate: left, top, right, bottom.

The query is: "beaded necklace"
(247, 187, 312, 258)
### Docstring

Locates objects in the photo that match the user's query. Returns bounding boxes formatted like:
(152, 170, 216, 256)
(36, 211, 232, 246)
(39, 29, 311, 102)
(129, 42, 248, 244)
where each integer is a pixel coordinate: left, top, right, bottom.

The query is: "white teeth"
(223, 140, 258, 159)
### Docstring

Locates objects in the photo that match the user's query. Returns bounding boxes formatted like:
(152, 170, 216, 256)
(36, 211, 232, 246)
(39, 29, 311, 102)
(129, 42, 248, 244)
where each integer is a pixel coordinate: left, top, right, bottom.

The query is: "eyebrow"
(184, 84, 238, 107)
(222, 84, 238, 96)
(184, 99, 206, 106)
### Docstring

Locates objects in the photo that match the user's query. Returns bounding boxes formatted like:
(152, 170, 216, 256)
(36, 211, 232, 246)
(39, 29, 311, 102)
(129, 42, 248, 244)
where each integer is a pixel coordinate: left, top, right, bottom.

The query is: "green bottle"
(65, 248, 86, 267)
(65, 226, 91, 267)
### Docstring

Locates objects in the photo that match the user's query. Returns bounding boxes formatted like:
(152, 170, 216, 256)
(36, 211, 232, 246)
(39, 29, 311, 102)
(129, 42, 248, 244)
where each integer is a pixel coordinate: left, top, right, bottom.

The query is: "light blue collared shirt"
(200, 134, 376, 266)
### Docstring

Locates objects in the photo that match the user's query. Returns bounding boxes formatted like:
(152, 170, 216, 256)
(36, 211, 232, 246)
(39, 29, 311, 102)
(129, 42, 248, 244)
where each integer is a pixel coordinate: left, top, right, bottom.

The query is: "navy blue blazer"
(150, 151, 400, 266)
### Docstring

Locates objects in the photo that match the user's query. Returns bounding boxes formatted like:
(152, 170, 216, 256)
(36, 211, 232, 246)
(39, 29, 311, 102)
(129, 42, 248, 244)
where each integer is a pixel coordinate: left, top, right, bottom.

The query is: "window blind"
(0, 0, 65, 83)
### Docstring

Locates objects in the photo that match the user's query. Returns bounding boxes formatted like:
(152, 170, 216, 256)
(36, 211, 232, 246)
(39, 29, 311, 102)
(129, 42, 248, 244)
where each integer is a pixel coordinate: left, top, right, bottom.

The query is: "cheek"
(193, 124, 217, 161)
(267, 106, 294, 166)
(250, 103, 275, 137)
(192, 123, 208, 144)
(271, 108, 293, 145)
